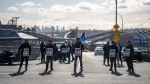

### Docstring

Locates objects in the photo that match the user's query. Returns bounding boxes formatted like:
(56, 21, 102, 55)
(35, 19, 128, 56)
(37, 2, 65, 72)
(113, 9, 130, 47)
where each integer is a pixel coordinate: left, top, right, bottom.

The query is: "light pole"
(115, 0, 117, 24)
(52, 19, 62, 37)
(117, 13, 123, 35)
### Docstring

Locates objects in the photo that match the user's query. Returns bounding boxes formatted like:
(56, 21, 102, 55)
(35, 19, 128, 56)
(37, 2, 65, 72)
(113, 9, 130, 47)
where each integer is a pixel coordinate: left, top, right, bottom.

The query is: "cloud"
(143, 0, 150, 5)
(17, 2, 42, 7)
(38, 3, 42, 6)
(22, 8, 37, 14)
(1, 1, 150, 30)
(118, 0, 126, 3)
(118, 4, 128, 8)
(50, 2, 104, 12)
(38, 8, 48, 13)
(19, 2, 36, 6)
(7, 7, 18, 11)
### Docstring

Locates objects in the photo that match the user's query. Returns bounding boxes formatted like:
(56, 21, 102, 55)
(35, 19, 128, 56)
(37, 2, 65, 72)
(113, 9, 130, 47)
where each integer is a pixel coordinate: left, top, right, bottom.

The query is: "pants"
(116, 53, 119, 64)
(71, 51, 74, 61)
(60, 53, 66, 62)
(54, 52, 58, 61)
(103, 53, 109, 65)
(19, 56, 29, 70)
(119, 51, 123, 64)
(74, 56, 83, 71)
(41, 51, 45, 63)
(67, 53, 70, 63)
(45, 56, 53, 70)
(126, 57, 134, 71)
(110, 57, 116, 71)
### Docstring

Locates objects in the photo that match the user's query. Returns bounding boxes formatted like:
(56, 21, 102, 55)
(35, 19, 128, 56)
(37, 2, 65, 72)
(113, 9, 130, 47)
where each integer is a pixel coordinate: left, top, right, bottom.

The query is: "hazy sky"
(0, 0, 150, 30)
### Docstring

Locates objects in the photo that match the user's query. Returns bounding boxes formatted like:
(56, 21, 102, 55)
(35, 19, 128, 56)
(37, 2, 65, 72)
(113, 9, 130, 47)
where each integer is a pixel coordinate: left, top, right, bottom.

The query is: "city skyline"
(0, 0, 150, 30)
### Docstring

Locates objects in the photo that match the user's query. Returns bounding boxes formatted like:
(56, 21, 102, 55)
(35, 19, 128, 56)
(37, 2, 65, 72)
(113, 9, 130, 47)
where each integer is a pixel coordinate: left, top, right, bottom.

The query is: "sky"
(0, 0, 150, 30)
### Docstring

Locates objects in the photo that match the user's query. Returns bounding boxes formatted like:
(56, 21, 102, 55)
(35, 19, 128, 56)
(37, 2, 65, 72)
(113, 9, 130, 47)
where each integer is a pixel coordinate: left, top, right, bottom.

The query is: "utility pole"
(76, 27, 78, 38)
(115, 0, 117, 25)
(12, 17, 20, 26)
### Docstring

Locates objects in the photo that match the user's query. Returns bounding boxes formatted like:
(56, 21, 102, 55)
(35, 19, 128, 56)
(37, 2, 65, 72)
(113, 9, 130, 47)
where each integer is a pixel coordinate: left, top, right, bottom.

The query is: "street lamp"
(52, 19, 62, 37)
(115, 0, 118, 24)
(117, 13, 123, 35)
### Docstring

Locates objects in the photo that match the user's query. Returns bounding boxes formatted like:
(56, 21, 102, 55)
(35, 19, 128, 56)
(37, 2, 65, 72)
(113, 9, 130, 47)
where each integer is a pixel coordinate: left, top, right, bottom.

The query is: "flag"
(135, 36, 142, 47)
(80, 31, 85, 42)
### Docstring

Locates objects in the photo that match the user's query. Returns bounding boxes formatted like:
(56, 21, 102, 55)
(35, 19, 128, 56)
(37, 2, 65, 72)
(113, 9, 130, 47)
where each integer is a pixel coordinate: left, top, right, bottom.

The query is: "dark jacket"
(119, 44, 122, 52)
(66, 44, 71, 53)
(60, 44, 66, 53)
(18, 43, 31, 56)
(109, 44, 118, 57)
(45, 44, 56, 56)
(125, 44, 134, 58)
(103, 44, 110, 54)
(73, 42, 84, 53)
(40, 43, 45, 52)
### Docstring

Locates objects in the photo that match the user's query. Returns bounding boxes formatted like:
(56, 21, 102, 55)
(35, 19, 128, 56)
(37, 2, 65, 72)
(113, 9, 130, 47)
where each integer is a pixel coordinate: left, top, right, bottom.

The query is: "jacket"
(18, 43, 31, 56)
(73, 42, 84, 54)
(45, 44, 56, 56)
(109, 45, 118, 57)
(125, 44, 134, 58)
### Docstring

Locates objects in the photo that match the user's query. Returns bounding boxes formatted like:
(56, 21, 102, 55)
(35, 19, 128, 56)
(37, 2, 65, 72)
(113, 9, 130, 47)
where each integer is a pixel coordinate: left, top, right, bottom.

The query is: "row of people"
(40, 41, 75, 63)
(17, 38, 84, 73)
(103, 41, 134, 72)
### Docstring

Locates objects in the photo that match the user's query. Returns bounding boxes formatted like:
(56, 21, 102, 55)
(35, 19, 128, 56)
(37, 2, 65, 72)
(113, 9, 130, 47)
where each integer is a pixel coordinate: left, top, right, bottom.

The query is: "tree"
(26, 27, 31, 31)
(18, 25, 23, 30)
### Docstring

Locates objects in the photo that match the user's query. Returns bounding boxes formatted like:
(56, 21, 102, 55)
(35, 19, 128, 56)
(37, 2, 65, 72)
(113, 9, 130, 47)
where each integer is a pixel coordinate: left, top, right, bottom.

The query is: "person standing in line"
(18, 39, 31, 72)
(103, 41, 110, 65)
(118, 42, 123, 66)
(124, 41, 134, 72)
(73, 38, 84, 72)
(116, 42, 120, 66)
(45, 40, 56, 72)
(66, 42, 71, 64)
(40, 42, 45, 63)
(71, 43, 75, 61)
(53, 43, 58, 61)
(59, 43, 66, 63)
(109, 41, 118, 72)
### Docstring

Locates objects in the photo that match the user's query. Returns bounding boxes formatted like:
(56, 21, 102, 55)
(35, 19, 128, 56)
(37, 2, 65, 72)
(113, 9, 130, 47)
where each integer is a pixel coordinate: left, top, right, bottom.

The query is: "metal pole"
(53, 19, 61, 37)
(76, 27, 78, 38)
(115, 0, 117, 24)
(117, 13, 123, 34)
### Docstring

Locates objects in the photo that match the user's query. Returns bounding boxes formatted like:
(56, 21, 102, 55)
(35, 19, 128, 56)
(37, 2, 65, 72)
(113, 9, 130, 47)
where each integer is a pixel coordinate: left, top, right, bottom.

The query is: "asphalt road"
(0, 52, 150, 84)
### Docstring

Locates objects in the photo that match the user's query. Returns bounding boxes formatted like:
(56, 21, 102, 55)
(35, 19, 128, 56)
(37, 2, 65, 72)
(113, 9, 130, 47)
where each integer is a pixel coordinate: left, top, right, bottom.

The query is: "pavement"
(0, 52, 150, 84)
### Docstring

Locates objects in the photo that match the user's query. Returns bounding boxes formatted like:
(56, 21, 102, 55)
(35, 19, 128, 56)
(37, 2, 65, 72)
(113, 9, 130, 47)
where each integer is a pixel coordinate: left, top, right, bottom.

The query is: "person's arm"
(103, 45, 105, 51)
(29, 45, 31, 55)
(73, 44, 75, 54)
(116, 46, 118, 54)
(81, 43, 85, 50)
(18, 44, 22, 54)
(131, 45, 134, 56)
(44, 45, 47, 54)
(53, 45, 56, 55)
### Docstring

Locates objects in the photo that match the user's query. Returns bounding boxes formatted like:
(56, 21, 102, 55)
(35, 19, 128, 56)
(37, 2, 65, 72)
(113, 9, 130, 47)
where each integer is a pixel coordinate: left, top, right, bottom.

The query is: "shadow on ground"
(71, 71, 84, 77)
(128, 71, 141, 77)
(39, 71, 52, 76)
(111, 71, 123, 76)
(9, 71, 26, 76)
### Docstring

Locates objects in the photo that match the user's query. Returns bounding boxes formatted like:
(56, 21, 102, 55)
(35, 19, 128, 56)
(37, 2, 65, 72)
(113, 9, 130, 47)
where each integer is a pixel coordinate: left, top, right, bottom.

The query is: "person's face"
(77, 39, 80, 42)
(49, 41, 52, 44)
(24, 40, 28, 44)
(127, 42, 130, 46)
(112, 42, 114, 45)
(68, 42, 70, 45)
(107, 42, 109, 45)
